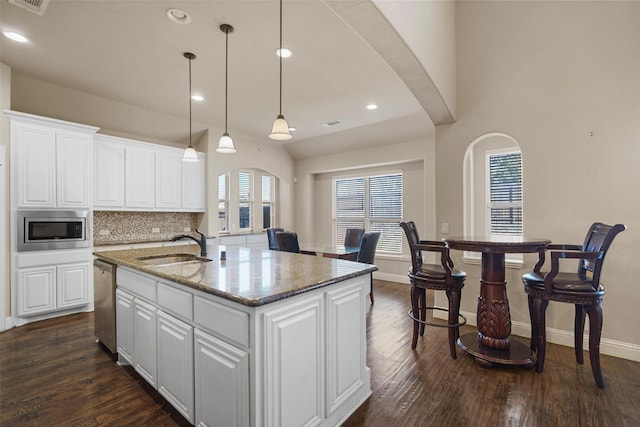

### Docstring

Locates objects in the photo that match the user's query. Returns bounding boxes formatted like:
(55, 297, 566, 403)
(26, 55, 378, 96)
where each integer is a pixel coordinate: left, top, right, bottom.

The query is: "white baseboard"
(3, 316, 13, 331)
(373, 271, 409, 284)
(436, 309, 640, 363)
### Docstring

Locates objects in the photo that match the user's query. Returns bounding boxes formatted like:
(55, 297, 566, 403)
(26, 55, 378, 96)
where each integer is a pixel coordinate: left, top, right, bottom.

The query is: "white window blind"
(335, 173, 403, 254)
(335, 177, 365, 244)
(218, 173, 228, 232)
(262, 175, 274, 229)
(487, 152, 522, 236)
(239, 171, 252, 229)
(369, 174, 403, 253)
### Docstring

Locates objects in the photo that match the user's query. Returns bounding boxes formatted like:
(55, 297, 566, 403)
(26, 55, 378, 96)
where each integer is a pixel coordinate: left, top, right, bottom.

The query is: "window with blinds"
(487, 151, 522, 236)
(218, 173, 228, 232)
(239, 170, 252, 230)
(262, 175, 274, 229)
(334, 172, 403, 254)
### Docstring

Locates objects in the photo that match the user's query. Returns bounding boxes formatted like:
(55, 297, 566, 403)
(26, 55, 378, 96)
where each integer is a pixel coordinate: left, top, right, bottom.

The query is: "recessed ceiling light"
(288, 126, 296, 132)
(366, 104, 378, 110)
(276, 48, 292, 58)
(191, 94, 204, 102)
(3, 31, 28, 43)
(166, 8, 191, 24)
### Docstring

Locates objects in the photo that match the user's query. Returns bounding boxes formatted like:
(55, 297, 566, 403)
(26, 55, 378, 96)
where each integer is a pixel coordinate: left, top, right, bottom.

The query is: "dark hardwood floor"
(1, 280, 639, 426)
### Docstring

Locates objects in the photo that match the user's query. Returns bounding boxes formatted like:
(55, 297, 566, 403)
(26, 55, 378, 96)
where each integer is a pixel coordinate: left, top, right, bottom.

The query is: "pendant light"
(217, 24, 237, 153)
(269, 0, 293, 140)
(182, 52, 199, 162)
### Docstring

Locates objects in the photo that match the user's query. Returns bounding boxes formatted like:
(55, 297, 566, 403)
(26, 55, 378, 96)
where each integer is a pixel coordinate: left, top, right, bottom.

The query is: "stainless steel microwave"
(17, 210, 90, 251)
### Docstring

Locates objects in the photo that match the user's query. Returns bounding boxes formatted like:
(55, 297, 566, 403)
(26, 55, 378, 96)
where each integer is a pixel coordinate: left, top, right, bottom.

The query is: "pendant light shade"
(182, 52, 200, 162)
(269, 0, 292, 141)
(217, 24, 237, 154)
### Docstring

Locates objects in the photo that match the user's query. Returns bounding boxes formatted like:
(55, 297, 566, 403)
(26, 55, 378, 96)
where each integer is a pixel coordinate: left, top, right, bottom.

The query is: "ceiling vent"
(321, 121, 341, 127)
(8, 0, 49, 16)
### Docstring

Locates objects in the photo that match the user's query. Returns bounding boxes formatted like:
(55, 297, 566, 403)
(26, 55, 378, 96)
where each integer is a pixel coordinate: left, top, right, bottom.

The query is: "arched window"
(218, 169, 278, 233)
(463, 133, 523, 266)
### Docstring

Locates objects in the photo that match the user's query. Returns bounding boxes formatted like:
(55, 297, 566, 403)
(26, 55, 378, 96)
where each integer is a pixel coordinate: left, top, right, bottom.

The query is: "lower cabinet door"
(262, 294, 325, 427)
(115, 289, 134, 364)
(157, 310, 194, 423)
(194, 329, 249, 427)
(57, 262, 89, 309)
(16, 266, 56, 316)
(133, 298, 157, 388)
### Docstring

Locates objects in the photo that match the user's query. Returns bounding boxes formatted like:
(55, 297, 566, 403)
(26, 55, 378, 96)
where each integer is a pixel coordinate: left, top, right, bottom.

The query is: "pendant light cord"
(225, 28, 229, 133)
(278, 0, 283, 115)
(188, 55, 193, 147)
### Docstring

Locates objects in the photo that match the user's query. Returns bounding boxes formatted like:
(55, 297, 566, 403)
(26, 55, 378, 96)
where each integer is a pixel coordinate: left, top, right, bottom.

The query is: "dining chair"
(522, 222, 625, 388)
(344, 228, 365, 248)
(400, 221, 466, 358)
(356, 232, 380, 304)
(276, 231, 301, 253)
(266, 227, 284, 250)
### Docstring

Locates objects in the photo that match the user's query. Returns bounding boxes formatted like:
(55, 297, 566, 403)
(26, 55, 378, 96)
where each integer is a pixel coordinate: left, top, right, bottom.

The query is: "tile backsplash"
(93, 211, 199, 244)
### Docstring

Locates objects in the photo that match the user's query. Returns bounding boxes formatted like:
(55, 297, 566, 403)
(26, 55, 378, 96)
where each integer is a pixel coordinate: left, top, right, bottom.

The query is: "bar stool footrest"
(408, 306, 467, 328)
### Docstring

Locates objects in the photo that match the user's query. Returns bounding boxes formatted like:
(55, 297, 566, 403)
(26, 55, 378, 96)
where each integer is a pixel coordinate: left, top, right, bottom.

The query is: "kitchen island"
(94, 243, 376, 427)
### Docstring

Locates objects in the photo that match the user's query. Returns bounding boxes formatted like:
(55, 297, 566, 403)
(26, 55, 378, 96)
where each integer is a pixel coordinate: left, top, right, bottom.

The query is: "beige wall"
(436, 2, 640, 354)
(295, 135, 436, 281)
(373, 0, 456, 119)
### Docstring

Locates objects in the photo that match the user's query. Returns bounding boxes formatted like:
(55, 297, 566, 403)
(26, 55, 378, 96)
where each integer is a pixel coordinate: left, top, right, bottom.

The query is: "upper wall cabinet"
(181, 153, 206, 211)
(94, 137, 125, 208)
(7, 111, 98, 209)
(93, 134, 205, 212)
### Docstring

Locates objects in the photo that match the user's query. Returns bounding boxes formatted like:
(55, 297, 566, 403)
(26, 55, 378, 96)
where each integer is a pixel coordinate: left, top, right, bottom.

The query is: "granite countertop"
(94, 243, 377, 307)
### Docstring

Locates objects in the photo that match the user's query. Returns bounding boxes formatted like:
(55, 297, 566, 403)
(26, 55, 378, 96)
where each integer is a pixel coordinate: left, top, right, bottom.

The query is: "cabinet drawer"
(117, 268, 156, 302)
(157, 282, 192, 321)
(194, 297, 249, 348)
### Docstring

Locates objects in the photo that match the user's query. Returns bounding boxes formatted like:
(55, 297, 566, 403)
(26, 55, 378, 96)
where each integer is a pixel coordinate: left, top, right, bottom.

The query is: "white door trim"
(0, 144, 6, 331)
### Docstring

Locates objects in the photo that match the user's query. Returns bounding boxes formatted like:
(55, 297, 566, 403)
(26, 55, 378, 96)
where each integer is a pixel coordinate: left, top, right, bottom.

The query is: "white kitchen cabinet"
(133, 298, 158, 388)
(219, 233, 268, 250)
(13, 124, 56, 208)
(157, 310, 194, 423)
(56, 131, 91, 208)
(16, 261, 91, 318)
(110, 265, 371, 427)
(94, 137, 125, 208)
(194, 328, 249, 427)
(56, 262, 90, 310)
(325, 281, 368, 415)
(116, 289, 135, 365)
(16, 266, 56, 316)
(262, 294, 325, 427)
(125, 146, 155, 209)
(7, 111, 97, 209)
(181, 153, 206, 211)
(155, 150, 182, 210)
(94, 134, 205, 212)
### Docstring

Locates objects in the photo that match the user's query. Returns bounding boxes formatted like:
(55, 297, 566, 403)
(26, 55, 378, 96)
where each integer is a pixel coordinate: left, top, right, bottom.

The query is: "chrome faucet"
(170, 228, 209, 257)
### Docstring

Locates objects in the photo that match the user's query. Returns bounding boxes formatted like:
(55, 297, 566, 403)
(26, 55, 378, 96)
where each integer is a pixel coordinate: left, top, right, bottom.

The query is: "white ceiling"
(0, 0, 434, 159)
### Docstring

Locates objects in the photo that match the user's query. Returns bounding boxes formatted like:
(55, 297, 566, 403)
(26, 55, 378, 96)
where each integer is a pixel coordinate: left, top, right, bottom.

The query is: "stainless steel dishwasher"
(94, 259, 117, 353)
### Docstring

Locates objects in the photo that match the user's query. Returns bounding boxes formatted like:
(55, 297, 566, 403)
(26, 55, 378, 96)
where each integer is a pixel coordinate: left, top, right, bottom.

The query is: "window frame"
(333, 171, 403, 255)
(217, 169, 278, 235)
(462, 133, 524, 268)
(217, 172, 229, 233)
(238, 169, 253, 231)
(261, 174, 275, 230)
(485, 148, 523, 237)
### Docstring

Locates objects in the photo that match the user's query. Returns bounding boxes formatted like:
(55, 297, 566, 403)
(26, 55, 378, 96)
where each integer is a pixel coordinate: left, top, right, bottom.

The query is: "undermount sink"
(135, 253, 212, 266)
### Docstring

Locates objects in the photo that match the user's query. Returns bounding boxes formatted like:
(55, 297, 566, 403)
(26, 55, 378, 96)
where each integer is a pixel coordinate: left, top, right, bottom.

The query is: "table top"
(445, 235, 551, 254)
(94, 244, 376, 307)
(300, 244, 360, 256)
